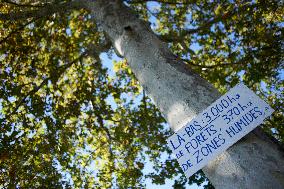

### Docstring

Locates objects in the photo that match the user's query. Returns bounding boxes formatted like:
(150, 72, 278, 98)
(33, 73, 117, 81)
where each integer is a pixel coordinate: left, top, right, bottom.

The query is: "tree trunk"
(86, 1, 284, 188)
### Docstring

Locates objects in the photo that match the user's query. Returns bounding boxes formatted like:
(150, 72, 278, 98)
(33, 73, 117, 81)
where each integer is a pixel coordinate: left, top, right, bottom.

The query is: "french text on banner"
(167, 83, 274, 178)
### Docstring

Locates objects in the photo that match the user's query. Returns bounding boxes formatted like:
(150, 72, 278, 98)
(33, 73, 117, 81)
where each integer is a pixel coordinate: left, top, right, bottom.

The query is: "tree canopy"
(0, 0, 283, 188)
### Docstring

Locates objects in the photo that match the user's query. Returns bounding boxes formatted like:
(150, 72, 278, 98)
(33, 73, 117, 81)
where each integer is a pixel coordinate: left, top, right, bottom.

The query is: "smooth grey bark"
(86, 1, 284, 188)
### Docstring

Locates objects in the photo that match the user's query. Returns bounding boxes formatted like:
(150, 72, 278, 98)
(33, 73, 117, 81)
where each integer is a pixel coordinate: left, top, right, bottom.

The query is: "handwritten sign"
(167, 83, 274, 178)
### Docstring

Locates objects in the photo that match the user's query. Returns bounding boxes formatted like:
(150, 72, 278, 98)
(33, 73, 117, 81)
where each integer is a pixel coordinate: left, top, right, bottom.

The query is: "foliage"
(0, 0, 283, 188)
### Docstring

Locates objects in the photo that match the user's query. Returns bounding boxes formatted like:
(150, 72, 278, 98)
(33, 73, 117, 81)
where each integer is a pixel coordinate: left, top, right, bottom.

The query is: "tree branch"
(0, 18, 36, 45)
(85, 39, 112, 60)
(90, 99, 114, 159)
(0, 53, 87, 124)
(0, 0, 88, 21)
(182, 58, 245, 69)
(2, 0, 46, 8)
(159, 3, 258, 42)
(0, 42, 108, 124)
(126, 0, 189, 5)
(159, 11, 232, 42)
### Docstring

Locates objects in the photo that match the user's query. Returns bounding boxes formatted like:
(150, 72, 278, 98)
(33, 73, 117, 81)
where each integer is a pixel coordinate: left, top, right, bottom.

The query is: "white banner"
(167, 83, 274, 178)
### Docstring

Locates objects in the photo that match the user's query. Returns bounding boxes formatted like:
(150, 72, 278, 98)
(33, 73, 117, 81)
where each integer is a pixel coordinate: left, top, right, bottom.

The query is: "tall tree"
(0, 0, 283, 188)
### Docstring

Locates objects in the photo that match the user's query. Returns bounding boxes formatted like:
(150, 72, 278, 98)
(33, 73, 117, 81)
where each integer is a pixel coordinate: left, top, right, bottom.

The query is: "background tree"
(0, 0, 283, 188)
